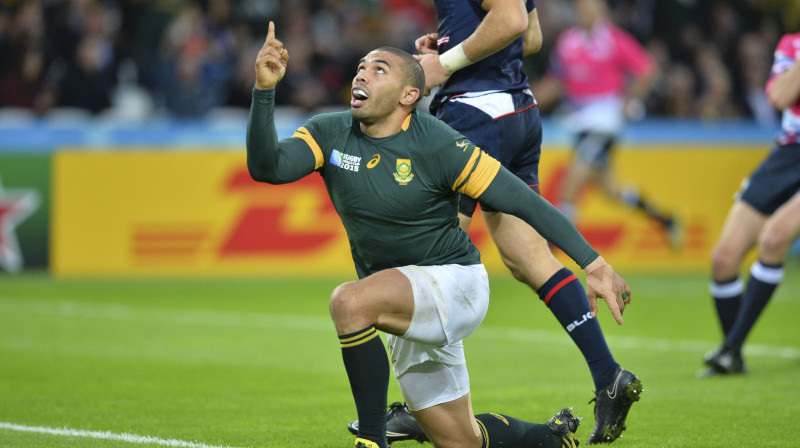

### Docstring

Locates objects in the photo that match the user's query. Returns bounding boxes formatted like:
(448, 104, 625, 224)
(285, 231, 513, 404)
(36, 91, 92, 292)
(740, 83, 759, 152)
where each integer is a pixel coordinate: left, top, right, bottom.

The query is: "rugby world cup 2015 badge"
(393, 159, 414, 185)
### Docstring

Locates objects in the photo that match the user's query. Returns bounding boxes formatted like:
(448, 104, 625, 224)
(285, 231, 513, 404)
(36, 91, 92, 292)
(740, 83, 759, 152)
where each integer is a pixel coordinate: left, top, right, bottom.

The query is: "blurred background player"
(348, 0, 642, 445)
(702, 30, 800, 377)
(534, 0, 682, 250)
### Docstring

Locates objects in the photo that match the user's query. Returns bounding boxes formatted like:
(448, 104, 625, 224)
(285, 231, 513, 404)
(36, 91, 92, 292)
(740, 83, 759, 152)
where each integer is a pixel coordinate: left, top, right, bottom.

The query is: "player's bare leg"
(706, 192, 800, 375)
(411, 393, 482, 448)
(479, 211, 638, 445)
(702, 201, 767, 377)
(710, 202, 765, 283)
(560, 155, 681, 249)
(413, 392, 580, 448)
(330, 269, 415, 336)
(596, 163, 621, 199)
(757, 191, 800, 265)
(330, 269, 416, 448)
(598, 162, 682, 249)
(480, 210, 618, 380)
(473, 212, 561, 288)
(707, 200, 764, 339)
(557, 159, 594, 221)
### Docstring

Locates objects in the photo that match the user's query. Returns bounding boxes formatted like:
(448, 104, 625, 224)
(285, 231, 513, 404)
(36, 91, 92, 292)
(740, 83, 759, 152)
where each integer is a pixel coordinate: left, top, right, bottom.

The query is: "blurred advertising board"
(535, 146, 766, 273)
(51, 146, 766, 277)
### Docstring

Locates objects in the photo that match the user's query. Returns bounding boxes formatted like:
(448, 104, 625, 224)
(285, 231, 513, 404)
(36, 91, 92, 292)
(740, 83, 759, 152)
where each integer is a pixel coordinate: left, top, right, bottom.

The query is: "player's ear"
(400, 85, 420, 107)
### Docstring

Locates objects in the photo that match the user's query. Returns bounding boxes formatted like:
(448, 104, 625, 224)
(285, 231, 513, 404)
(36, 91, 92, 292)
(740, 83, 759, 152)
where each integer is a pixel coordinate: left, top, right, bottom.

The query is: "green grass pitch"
(1, 267, 798, 448)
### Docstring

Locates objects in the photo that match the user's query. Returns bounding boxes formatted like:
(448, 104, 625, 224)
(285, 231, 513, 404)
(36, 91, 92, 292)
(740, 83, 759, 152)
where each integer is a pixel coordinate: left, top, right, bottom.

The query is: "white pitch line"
(474, 326, 800, 359)
(0, 422, 245, 448)
(2, 297, 798, 360)
(0, 297, 333, 332)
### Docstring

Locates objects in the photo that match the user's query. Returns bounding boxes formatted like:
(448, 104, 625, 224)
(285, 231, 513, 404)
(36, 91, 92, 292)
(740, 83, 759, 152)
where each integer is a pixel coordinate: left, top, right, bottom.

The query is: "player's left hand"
(415, 33, 439, 55)
(413, 53, 451, 95)
(584, 256, 632, 325)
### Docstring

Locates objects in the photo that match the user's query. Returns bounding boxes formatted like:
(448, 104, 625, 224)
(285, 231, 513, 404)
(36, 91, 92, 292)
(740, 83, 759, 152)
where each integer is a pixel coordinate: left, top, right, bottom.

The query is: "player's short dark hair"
(374, 46, 425, 106)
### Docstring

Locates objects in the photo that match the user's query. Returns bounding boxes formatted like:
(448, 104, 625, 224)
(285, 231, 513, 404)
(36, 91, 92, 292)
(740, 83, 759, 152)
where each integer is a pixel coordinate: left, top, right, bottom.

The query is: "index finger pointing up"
(266, 21, 275, 41)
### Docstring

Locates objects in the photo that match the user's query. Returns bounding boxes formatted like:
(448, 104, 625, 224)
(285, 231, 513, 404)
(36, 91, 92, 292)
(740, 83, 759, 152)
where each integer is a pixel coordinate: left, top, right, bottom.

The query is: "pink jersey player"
(538, 0, 679, 252)
(549, 19, 654, 134)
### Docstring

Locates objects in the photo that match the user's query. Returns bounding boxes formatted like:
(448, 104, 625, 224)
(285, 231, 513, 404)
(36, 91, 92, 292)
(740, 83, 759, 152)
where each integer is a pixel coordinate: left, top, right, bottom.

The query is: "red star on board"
(0, 175, 40, 274)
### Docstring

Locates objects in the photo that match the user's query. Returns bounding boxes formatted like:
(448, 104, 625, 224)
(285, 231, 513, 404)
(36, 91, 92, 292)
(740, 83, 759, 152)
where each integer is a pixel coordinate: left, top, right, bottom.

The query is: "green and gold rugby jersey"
(248, 89, 598, 277)
(292, 111, 500, 277)
(292, 109, 499, 278)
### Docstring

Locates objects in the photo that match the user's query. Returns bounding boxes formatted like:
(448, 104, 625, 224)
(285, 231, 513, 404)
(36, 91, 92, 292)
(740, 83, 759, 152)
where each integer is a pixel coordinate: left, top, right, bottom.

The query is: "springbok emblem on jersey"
(393, 159, 414, 185)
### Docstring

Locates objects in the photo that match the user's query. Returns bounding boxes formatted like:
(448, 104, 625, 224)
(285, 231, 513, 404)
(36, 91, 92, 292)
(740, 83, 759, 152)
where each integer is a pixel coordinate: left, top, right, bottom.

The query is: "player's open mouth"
(351, 87, 369, 107)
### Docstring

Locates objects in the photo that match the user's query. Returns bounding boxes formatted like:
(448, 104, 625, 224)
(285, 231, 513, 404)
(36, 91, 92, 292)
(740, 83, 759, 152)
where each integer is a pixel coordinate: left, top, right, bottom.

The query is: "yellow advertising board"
(512, 145, 766, 273)
(51, 146, 767, 277)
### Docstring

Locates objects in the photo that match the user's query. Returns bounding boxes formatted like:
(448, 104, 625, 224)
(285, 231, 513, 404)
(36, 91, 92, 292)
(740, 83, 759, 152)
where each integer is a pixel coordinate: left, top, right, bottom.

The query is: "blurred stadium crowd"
(0, 0, 793, 125)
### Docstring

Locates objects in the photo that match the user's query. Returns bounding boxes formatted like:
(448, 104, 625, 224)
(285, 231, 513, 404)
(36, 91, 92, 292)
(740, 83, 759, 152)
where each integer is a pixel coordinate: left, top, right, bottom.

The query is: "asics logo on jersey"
(330, 149, 361, 172)
(393, 159, 414, 185)
(565, 312, 593, 333)
(367, 154, 380, 169)
(456, 141, 469, 151)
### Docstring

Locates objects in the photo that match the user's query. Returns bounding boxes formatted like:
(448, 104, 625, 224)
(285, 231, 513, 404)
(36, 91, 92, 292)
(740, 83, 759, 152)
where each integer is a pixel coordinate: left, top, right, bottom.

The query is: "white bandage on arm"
(439, 43, 472, 74)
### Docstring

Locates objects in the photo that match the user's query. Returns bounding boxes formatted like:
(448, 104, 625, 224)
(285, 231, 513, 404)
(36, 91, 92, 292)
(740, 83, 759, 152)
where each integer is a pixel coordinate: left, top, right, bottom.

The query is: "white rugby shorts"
(386, 263, 490, 411)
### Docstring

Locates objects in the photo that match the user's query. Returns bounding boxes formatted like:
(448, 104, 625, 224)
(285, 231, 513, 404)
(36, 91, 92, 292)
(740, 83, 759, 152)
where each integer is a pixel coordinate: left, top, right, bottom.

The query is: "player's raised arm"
(247, 22, 318, 185)
(477, 164, 632, 324)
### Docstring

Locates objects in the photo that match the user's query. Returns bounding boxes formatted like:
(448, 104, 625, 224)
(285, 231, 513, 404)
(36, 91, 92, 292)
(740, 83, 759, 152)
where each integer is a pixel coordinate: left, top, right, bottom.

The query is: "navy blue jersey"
(431, 0, 535, 110)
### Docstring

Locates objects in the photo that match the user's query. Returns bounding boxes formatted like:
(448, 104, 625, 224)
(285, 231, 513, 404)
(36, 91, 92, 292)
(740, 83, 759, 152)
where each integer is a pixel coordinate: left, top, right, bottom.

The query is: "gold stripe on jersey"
(291, 127, 324, 170)
(339, 327, 379, 348)
(453, 148, 501, 198)
(402, 113, 412, 131)
(453, 147, 481, 191)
